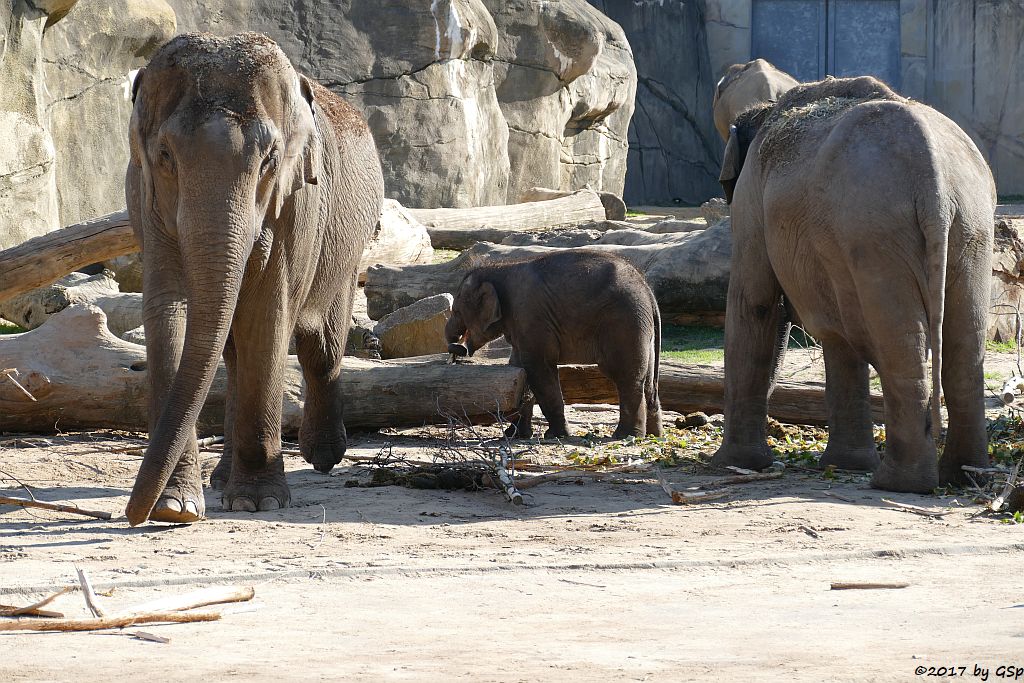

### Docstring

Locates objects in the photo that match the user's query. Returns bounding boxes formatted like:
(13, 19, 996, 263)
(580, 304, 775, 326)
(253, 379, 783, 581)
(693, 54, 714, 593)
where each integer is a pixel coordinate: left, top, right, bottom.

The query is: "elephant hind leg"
(818, 337, 879, 472)
(644, 345, 663, 437)
(937, 244, 989, 485)
(296, 287, 354, 473)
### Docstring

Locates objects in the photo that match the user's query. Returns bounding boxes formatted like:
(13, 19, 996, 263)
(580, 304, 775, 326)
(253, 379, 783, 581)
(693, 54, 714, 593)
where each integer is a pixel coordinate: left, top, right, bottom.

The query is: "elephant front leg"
(296, 291, 352, 473)
(712, 248, 788, 471)
(222, 305, 292, 512)
(505, 348, 534, 439)
(818, 339, 880, 472)
(209, 336, 237, 491)
(142, 242, 206, 524)
(521, 353, 570, 439)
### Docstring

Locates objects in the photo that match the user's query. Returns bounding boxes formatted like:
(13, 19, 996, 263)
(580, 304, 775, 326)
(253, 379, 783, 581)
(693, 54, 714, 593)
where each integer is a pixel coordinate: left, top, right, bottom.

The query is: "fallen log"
(0, 272, 141, 335)
(0, 305, 527, 434)
(557, 362, 884, 427)
(409, 189, 609, 250)
(0, 202, 433, 304)
(0, 211, 135, 303)
(518, 186, 627, 221)
(364, 223, 731, 323)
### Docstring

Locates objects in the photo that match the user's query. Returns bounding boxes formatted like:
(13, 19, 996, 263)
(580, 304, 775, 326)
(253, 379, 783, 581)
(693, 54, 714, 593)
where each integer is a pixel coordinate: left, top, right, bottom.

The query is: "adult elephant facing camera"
(125, 33, 384, 525)
(714, 76, 994, 494)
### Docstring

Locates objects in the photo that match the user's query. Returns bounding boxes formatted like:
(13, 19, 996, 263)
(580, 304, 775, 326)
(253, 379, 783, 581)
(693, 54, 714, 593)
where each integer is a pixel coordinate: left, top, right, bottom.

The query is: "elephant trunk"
(125, 199, 254, 526)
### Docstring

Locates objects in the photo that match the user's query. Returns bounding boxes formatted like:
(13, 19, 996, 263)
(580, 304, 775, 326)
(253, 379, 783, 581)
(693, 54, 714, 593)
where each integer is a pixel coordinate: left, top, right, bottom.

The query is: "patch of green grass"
(432, 248, 461, 264)
(661, 324, 725, 363)
(0, 320, 25, 334)
(986, 339, 1018, 354)
(625, 210, 647, 217)
(985, 370, 1003, 381)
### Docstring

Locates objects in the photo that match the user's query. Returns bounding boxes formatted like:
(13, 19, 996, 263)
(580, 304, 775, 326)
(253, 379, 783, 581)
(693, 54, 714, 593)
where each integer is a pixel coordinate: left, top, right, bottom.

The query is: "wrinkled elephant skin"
(124, 33, 384, 525)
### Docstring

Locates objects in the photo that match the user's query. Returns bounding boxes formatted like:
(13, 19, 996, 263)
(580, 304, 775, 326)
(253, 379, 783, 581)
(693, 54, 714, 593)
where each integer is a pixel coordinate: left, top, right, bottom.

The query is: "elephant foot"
(819, 445, 880, 472)
(646, 411, 664, 437)
(300, 434, 347, 474)
(504, 422, 533, 440)
(937, 452, 989, 487)
(209, 453, 231, 491)
(612, 425, 643, 440)
(711, 442, 774, 471)
(544, 424, 570, 439)
(222, 465, 291, 512)
(870, 454, 938, 494)
(151, 451, 205, 524)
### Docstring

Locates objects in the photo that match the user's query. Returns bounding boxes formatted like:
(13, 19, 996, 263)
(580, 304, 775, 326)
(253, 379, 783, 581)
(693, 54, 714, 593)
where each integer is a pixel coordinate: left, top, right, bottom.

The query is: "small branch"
(0, 611, 221, 632)
(990, 457, 1022, 513)
(76, 568, 105, 618)
(123, 586, 255, 614)
(880, 498, 955, 518)
(1, 369, 36, 402)
(830, 582, 909, 590)
(0, 586, 73, 617)
(709, 471, 783, 486)
(0, 495, 112, 520)
(655, 467, 730, 504)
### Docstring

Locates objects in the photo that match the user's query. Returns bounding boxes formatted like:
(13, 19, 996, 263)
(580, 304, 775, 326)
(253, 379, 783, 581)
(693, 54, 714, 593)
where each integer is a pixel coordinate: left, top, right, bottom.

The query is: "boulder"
(482, 0, 637, 202)
(373, 294, 454, 359)
(165, 0, 634, 207)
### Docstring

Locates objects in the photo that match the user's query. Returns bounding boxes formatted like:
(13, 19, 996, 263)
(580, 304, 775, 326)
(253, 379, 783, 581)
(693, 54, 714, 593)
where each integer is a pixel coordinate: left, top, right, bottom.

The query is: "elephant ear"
(719, 124, 743, 205)
(273, 74, 322, 219)
(477, 281, 502, 329)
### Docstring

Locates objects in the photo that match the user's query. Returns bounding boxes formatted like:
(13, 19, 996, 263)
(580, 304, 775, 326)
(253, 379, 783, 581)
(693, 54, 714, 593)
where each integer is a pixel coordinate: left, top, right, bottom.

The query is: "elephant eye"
(158, 147, 174, 171)
(261, 150, 279, 175)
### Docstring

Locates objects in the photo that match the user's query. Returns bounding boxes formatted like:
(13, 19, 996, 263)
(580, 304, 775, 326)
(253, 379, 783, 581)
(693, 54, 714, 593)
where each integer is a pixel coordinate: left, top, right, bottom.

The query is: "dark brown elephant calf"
(445, 251, 663, 439)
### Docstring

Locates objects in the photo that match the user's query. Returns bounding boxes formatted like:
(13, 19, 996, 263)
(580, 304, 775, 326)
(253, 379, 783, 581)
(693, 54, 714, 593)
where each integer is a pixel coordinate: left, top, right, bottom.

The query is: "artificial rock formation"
(163, 0, 636, 208)
(584, 0, 722, 205)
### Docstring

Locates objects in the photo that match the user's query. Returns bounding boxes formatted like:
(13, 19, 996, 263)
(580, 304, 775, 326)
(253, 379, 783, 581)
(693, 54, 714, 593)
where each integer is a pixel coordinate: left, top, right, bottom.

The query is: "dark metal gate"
(751, 0, 901, 88)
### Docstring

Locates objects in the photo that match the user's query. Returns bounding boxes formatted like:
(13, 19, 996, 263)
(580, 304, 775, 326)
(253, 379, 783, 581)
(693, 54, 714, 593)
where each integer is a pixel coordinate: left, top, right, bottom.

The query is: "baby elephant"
(445, 251, 662, 439)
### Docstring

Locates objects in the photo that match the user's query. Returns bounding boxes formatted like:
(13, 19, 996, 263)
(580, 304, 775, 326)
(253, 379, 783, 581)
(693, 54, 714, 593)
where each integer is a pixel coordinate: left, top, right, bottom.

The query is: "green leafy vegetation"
(660, 324, 725, 363)
(432, 248, 461, 264)
(986, 339, 1018, 354)
(0, 320, 25, 334)
(625, 209, 647, 217)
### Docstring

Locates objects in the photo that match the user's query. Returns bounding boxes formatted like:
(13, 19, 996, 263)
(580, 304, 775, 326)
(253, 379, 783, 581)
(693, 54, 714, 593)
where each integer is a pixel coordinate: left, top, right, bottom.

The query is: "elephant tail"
(650, 296, 662, 410)
(923, 201, 949, 446)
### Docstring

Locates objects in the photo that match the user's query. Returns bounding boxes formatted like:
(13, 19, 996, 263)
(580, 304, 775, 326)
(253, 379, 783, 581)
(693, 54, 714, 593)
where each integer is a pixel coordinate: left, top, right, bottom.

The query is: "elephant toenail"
(258, 497, 281, 511)
(158, 498, 183, 513)
(229, 496, 257, 512)
(184, 501, 199, 516)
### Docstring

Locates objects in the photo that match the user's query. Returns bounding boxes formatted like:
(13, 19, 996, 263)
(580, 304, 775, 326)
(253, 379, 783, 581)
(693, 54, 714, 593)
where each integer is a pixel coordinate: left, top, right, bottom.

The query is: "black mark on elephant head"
(719, 104, 770, 205)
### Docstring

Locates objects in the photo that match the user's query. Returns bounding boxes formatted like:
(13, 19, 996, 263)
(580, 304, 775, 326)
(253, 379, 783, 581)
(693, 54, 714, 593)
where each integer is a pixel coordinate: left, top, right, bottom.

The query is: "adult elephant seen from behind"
(715, 76, 994, 493)
(125, 33, 384, 525)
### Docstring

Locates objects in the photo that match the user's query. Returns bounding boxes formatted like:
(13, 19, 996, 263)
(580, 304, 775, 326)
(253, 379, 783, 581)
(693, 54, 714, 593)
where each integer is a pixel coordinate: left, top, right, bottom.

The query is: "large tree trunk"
(364, 222, 732, 324)
(557, 364, 883, 427)
(0, 272, 141, 335)
(409, 189, 609, 250)
(0, 305, 527, 434)
(0, 211, 135, 303)
(518, 187, 627, 221)
(1, 304, 878, 433)
(0, 201, 433, 303)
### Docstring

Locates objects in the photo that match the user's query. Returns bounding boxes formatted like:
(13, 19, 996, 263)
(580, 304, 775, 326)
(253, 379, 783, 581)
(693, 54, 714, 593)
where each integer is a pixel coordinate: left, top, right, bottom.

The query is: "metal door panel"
(752, 0, 827, 82)
(830, 0, 901, 88)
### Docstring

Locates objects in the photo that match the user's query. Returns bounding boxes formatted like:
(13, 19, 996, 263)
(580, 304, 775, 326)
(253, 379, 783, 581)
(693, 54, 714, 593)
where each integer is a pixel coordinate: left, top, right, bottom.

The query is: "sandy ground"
(2, 352, 1023, 682)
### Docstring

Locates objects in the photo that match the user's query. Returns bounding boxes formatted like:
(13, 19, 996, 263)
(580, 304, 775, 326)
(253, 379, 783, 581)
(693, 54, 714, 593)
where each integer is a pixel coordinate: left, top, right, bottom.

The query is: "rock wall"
(0, 1, 71, 250)
(164, 0, 635, 208)
(43, 0, 176, 225)
(586, 0, 722, 206)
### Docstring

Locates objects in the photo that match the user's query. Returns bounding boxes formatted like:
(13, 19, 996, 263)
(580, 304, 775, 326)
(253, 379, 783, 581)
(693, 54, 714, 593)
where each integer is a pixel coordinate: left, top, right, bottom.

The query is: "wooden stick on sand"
(0, 495, 112, 520)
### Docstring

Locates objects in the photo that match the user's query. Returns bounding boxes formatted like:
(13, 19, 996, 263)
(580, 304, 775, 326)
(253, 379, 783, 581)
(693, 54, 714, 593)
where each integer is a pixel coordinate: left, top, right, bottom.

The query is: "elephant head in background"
(125, 33, 384, 525)
(713, 75, 995, 493)
(712, 58, 798, 141)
